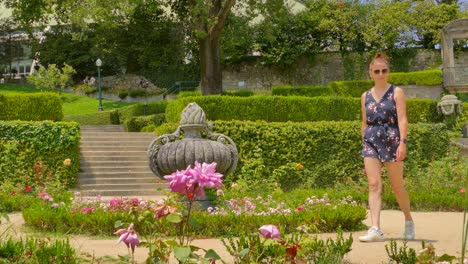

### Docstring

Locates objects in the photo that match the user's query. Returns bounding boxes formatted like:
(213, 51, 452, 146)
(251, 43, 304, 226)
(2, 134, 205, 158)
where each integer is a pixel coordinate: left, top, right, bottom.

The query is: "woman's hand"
(396, 143, 406, 161)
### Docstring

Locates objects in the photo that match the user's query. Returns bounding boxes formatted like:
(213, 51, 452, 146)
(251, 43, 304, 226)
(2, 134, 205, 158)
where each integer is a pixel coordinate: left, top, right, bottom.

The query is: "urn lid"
(180, 102, 207, 126)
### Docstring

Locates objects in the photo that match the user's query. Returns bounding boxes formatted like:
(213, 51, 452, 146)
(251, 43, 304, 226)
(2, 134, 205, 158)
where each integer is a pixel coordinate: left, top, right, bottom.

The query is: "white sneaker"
(404, 221, 415, 240)
(359, 226, 384, 242)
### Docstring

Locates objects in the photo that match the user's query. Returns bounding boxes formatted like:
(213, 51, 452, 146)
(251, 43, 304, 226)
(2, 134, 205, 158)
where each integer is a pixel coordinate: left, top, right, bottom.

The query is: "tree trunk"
(199, 35, 223, 95)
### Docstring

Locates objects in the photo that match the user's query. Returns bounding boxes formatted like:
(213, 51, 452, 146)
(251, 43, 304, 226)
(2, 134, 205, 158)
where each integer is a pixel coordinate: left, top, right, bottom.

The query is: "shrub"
(128, 88, 147, 98)
(222, 89, 255, 97)
(272, 85, 334, 97)
(118, 90, 128, 99)
(166, 96, 441, 124)
(178, 90, 202, 98)
(388, 70, 443, 86)
(329, 80, 374, 97)
(153, 120, 449, 187)
(111, 101, 167, 125)
(0, 121, 80, 187)
(125, 113, 165, 132)
(27, 64, 76, 93)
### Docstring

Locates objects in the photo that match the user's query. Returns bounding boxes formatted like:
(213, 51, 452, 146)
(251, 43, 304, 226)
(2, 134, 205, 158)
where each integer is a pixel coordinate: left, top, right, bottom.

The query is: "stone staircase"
(77, 125, 168, 197)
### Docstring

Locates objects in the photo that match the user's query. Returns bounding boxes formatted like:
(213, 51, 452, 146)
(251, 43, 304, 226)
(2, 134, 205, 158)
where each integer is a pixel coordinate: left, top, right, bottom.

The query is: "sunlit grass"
(0, 84, 133, 116)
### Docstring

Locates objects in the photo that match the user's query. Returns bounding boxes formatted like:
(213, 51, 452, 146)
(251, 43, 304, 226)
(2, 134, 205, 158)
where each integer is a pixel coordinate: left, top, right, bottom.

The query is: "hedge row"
(153, 120, 449, 187)
(0, 121, 81, 187)
(0, 93, 63, 121)
(272, 70, 442, 97)
(166, 96, 443, 124)
(110, 101, 167, 125)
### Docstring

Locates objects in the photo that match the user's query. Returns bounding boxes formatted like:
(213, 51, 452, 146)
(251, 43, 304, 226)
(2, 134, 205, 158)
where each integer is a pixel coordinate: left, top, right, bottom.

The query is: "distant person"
(83, 76, 90, 84)
(89, 76, 96, 86)
(358, 52, 414, 242)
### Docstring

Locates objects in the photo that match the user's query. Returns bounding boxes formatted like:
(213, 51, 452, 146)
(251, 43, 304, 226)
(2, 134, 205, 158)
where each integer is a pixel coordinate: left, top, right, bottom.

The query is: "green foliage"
(178, 90, 202, 98)
(0, 93, 63, 121)
(0, 121, 80, 187)
(385, 240, 417, 264)
(0, 237, 80, 263)
(166, 95, 442, 124)
(27, 64, 76, 93)
(125, 113, 165, 132)
(222, 89, 255, 97)
(271, 85, 334, 97)
(154, 120, 449, 188)
(110, 101, 167, 125)
(329, 80, 373, 97)
(128, 88, 147, 98)
(388, 70, 443, 86)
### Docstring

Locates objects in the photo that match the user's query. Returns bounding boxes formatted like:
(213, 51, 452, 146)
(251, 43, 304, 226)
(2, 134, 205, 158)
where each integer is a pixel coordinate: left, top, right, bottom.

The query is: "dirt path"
(1, 210, 465, 263)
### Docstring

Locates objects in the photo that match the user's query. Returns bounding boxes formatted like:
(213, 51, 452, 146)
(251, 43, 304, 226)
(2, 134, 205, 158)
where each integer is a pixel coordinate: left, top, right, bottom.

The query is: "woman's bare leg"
(385, 161, 413, 221)
(364, 157, 383, 228)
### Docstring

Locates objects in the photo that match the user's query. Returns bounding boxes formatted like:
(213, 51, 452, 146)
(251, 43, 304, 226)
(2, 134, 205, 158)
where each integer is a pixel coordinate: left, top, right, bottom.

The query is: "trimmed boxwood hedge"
(0, 93, 63, 121)
(165, 96, 443, 124)
(154, 120, 449, 187)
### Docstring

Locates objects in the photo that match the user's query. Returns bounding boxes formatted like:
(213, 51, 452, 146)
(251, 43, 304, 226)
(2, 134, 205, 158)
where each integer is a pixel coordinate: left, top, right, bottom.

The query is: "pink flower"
(80, 207, 95, 214)
(10, 191, 16, 196)
(25, 186, 32, 193)
(190, 161, 223, 189)
(164, 161, 224, 199)
(38, 191, 53, 201)
(114, 223, 140, 253)
(461, 188, 466, 194)
(259, 224, 281, 239)
(295, 205, 304, 212)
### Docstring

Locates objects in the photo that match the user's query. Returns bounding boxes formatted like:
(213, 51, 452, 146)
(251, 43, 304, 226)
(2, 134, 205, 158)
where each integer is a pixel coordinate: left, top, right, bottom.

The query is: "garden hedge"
(0, 121, 80, 187)
(154, 120, 450, 187)
(0, 93, 63, 121)
(166, 96, 443, 124)
(110, 101, 167, 125)
(271, 70, 442, 97)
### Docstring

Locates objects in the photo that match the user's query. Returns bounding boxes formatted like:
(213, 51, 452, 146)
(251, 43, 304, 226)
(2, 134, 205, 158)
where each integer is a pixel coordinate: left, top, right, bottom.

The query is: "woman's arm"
(361, 92, 368, 139)
(394, 87, 408, 161)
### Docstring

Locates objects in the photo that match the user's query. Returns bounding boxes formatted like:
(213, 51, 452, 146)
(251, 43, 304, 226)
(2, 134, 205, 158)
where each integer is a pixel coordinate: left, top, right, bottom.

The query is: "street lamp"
(96, 58, 103, 112)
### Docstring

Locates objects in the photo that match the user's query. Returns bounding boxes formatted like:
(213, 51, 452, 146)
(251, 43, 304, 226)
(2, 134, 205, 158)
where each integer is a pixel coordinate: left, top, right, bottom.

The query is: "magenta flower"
(259, 224, 281, 239)
(114, 223, 140, 253)
(189, 161, 223, 189)
(164, 162, 224, 199)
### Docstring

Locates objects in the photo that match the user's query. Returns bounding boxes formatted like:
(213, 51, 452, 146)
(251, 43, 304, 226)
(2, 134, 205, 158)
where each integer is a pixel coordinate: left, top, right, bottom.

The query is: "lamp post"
(96, 58, 103, 112)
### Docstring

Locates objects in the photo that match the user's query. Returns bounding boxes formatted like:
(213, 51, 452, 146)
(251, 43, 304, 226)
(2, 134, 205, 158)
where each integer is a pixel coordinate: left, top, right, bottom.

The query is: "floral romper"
(362, 85, 401, 162)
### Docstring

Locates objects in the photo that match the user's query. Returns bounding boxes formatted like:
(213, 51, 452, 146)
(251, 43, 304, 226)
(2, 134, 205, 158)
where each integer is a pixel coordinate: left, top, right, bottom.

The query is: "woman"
(359, 52, 415, 242)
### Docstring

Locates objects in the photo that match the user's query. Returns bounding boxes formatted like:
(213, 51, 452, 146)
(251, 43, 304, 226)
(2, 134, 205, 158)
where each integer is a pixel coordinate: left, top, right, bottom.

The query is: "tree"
(1, 0, 243, 95)
(167, 0, 237, 95)
(27, 64, 76, 92)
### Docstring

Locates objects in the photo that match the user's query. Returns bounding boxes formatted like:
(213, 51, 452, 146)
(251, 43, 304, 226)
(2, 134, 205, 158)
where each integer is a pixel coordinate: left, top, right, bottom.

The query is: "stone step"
(80, 155, 149, 162)
(81, 125, 126, 132)
(77, 189, 166, 197)
(80, 166, 151, 173)
(80, 141, 152, 147)
(80, 150, 147, 157)
(80, 146, 148, 152)
(80, 161, 149, 167)
(78, 171, 160, 179)
(79, 183, 167, 191)
(81, 131, 155, 137)
(78, 177, 163, 185)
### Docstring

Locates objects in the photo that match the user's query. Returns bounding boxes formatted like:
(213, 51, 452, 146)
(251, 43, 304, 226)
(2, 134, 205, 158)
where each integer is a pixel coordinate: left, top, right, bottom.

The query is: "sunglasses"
(373, 69, 389, 74)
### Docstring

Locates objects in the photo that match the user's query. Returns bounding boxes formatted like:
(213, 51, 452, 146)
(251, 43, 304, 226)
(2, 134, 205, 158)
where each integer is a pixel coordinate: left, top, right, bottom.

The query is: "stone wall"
(454, 51, 468, 84)
(222, 50, 451, 91)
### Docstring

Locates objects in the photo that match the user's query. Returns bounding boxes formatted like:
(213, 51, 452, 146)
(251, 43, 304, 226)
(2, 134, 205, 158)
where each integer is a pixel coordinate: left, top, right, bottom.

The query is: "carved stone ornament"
(437, 95, 463, 116)
(147, 102, 238, 179)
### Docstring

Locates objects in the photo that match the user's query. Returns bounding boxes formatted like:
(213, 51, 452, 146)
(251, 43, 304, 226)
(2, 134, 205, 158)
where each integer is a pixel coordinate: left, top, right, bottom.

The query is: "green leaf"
(114, 220, 124, 228)
(204, 249, 221, 260)
(188, 217, 201, 229)
(174, 246, 192, 262)
(166, 213, 182, 223)
(239, 248, 250, 258)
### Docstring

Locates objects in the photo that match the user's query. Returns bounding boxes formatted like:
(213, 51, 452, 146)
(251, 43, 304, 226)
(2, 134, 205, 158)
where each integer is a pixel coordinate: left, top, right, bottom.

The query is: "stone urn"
(437, 95, 463, 130)
(147, 102, 238, 178)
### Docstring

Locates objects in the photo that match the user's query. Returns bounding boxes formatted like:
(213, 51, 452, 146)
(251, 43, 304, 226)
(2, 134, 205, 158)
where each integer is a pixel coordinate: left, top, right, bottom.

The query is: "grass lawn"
(0, 84, 133, 116)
